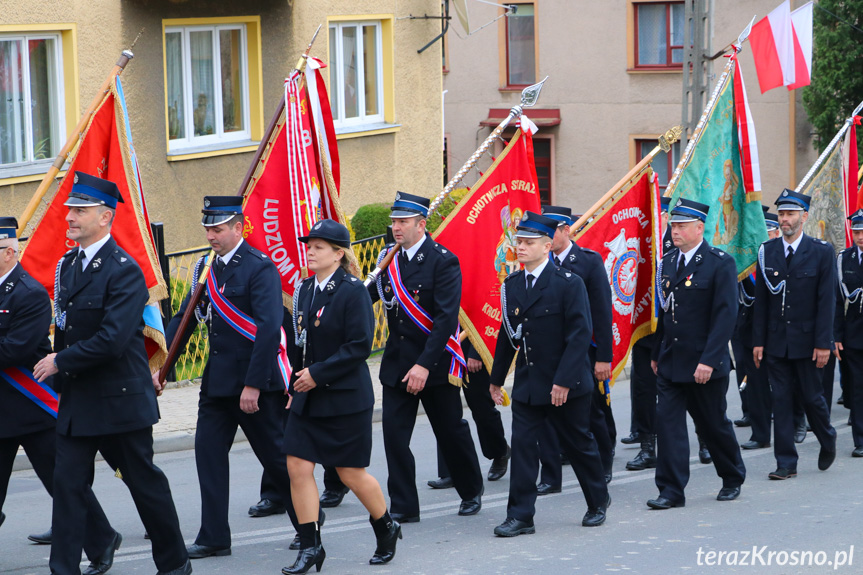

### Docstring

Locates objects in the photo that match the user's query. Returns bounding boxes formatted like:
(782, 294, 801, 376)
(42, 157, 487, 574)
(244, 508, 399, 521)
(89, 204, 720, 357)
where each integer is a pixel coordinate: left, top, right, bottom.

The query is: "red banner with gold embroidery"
(432, 129, 542, 369)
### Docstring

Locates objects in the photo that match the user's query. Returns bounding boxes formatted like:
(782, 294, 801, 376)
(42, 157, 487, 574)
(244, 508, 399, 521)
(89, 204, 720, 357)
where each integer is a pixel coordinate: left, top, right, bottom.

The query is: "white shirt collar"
(525, 258, 550, 287)
(0, 262, 18, 287)
(782, 233, 803, 254)
(679, 240, 703, 266)
(79, 234, 112, 267)
(219, 238, 244, 266)
(554, 241, 574, 263)
(402, 234, 427, 261)
(314, 270, 337, 292)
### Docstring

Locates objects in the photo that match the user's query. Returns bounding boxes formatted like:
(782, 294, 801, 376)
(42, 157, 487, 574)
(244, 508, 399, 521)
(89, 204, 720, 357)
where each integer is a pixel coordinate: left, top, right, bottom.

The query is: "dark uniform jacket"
(835, 246, 863, 351)
(167, 240, 283, 397)
(734, 276, 756, 349)
(53, 237, 158, 437)
(555, 240, 613, 364)
(371, 234, 461, 388)
(490, 263, 594, 404)
(288, 267, 375, 417)
(0, 263, 56, 438)
(753, 235, 836, 359)
(652, 241, 737, 382)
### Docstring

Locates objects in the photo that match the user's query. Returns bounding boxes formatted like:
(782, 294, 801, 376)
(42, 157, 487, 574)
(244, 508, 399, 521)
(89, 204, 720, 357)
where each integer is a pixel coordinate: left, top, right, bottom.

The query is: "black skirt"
(283, 407, 373, 468)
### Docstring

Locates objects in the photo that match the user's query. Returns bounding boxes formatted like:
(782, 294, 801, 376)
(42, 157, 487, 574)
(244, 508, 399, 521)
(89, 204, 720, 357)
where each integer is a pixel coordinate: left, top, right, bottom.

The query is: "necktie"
(526, 274, 535, 291)
(677, 254, 686, 276)
(72, 251, 84, 284)
(786, 246, 794, 267)
(214, 258, 227, 284)
(554, 256, 561, 267)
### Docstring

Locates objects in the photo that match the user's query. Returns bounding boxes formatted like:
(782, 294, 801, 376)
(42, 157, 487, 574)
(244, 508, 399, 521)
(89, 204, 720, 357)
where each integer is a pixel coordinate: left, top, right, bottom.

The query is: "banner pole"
(794, 99, 863, 193)
(17, 50, 134, 237)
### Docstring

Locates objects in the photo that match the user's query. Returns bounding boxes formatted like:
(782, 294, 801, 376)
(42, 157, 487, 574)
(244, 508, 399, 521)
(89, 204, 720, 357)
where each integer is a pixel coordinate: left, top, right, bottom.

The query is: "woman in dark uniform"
(282, 220, 401, 575)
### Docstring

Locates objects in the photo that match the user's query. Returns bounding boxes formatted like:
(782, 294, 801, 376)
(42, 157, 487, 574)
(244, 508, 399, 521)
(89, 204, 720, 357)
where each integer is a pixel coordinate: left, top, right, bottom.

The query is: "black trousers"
(738, 344, 773, 444)
(50, 427, 187, 575)
(195, 391, 298, 548)
(765, 355, 837, 471)
(731, 333, 750, 417)
(538, 380, 614, 487)
(654, 375, 746, 503)
(436, 366, 508, 477)
(0, 428, 55, 513)
(821, 354, 838, 416)
(629, 341, 657, 436)
(842, 348, 863, 448)
(381, 383, 482, 516)
(508, 394, 607, 522)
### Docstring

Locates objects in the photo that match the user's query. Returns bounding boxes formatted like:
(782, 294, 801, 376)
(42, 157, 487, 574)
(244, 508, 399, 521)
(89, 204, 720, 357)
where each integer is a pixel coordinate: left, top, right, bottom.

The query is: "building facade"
(1, 0, 444, 249)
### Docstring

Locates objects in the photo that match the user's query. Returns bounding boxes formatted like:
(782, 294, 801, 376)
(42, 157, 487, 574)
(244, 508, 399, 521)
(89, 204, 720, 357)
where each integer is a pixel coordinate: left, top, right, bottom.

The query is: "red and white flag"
(843, 116, 860, 244)
(749, 1, 813, 93)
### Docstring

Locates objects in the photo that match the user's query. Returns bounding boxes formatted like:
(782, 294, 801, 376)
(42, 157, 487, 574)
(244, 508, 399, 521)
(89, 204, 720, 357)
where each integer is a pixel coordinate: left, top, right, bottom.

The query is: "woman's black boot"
(282, 522, 325, 574)
(369, 511, 401, 565)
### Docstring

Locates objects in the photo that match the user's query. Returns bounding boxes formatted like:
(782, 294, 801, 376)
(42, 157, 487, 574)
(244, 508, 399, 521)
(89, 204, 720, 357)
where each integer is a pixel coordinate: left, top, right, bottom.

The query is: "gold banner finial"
(658, 125, 683, 153)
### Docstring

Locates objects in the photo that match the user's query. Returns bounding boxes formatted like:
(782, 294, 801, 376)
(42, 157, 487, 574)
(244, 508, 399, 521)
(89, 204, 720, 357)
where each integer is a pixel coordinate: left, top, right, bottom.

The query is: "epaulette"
(432, 242, 453, 256)
(504, 269, 523, 282)
(556, 267, 574, 280)
(664, 247, 680, 258)
(578, 246, 600, 257)
(343, 273, 361, 284)
(18, 272, 39, 291)
(246, 244, 269, 260)
(110, 249, 130, 264)
(709, 246, 727, 258)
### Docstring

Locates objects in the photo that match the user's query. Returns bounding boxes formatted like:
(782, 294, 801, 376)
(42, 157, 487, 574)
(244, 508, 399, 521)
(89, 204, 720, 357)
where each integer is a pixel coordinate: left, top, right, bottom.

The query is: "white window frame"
(0, 32, 66, 171)
(329, 21, 385, 129)
(164, 23, 251, 152)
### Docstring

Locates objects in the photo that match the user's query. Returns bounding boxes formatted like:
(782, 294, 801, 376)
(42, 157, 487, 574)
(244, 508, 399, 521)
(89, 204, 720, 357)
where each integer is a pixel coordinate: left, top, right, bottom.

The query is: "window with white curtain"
(165, 24, 250, 151)
(635, 2, 685, 68)
(0, 34, 64, 170)
(328, 21, 384, 129)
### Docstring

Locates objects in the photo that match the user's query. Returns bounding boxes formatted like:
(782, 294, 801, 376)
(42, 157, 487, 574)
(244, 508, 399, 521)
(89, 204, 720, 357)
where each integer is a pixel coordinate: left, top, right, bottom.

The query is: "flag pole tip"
(659, 126, 683, 152)
(520, 76, 548, 108)
(736, 16, 756, 48)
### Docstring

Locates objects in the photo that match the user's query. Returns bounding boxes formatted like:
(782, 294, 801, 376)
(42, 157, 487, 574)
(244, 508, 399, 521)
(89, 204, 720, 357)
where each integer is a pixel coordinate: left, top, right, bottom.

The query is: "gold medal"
(514, 307, 520, 316)
(685, 280, 692, 287)
(297, 314, 303, 324)
(774, 271, 779, 276)
(314, 319, 321, 327)
(412, 293, 420, 303)
(665, 280, 670, 288)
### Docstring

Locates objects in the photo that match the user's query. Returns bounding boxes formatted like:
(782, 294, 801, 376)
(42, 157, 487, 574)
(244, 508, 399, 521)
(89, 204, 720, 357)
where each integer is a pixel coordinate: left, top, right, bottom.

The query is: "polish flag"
(749, 1, 813, 93)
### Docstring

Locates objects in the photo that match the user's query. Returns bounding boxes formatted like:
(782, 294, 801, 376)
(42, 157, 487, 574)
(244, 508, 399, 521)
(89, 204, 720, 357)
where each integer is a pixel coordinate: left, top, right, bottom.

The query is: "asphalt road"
(2, 377, 862, 575)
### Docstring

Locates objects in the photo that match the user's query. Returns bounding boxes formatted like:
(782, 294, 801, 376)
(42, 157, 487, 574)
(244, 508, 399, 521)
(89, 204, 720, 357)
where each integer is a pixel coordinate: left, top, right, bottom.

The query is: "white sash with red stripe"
(385, 250, 466, 381)
(205, 267, 292, 389)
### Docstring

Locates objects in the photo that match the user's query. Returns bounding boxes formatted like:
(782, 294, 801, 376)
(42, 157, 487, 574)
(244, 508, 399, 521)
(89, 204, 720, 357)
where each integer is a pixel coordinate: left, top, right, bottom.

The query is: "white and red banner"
(749, 1, 813, 93)
(242, 58, 345, 302)
(843, 116, 860, 244)
(573, 168, 661, 383)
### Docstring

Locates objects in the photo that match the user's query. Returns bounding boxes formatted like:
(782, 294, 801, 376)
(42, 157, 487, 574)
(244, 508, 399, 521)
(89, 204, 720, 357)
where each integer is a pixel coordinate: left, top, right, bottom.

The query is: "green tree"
(802, 0, 863, 157)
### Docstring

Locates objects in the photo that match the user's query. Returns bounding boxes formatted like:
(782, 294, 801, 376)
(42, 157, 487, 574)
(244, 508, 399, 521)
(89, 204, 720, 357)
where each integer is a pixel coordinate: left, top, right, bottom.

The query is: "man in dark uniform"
(647, 198, 745, 509)
(371, 192, 483, 523)
(163, 196, 300, 558)
(534, 205, 614, 490)
(753, 189, 838, 479)
(731, 209, 778, 450)
(835, 208, 863, 457)
(33, 173, 190, 575)
(490, 212, 609, 537)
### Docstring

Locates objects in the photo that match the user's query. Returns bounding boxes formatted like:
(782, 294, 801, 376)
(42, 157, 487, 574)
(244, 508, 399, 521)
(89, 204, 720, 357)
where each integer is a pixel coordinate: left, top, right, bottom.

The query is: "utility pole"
(681, 0, 713, 148)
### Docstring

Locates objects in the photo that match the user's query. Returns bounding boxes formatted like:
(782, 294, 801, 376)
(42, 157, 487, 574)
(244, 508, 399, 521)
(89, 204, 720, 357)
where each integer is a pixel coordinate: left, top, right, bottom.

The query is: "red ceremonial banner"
(574, 168, 661, 383)
(432, 129, 542, 369)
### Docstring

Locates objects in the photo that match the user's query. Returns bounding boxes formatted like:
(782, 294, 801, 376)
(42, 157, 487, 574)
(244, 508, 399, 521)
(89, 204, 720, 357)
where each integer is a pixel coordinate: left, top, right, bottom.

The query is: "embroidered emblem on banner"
(603, 229, 644, 316)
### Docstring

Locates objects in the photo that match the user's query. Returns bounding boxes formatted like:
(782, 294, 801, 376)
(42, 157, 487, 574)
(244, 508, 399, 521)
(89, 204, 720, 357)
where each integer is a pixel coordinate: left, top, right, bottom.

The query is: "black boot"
(282, 522, 325, 574)
(625, 436, 657, 471)
(369, 510, 402, 565)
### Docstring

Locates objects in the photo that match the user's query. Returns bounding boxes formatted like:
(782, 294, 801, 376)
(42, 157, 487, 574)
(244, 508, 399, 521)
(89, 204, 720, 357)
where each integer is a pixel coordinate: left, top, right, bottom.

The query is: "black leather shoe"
(157, 558, 193, 575)
(604, 471, 613, 484)
(28, 527, 52, 544)
(620, 432, 640, 445)
(282, 546, 325, 574)
(698, 445, 712, 464)
(582, 494, 611, 527)
(186, 544, 231, 559)
(248, 498, 286, 517)
(458, 488, 483, 516)
(536, 483, 561, 495)
(794, 424, 807, 444)
(716, 486, 741, 501)
(768, 467, 797, 480)
(493, 517, 535, 537)
(369, 520, 402, 565)
(427, 477, 454, 489)
(390, 512, 420, 523)
(487, 446, 511, 481)
(740, 440, 770, 450)
(626, 448, 657, 470)
(83, 531, 122, 575)
(853, 446, 863, 457)
(818, 446, 836, 471)
(647, 496, 684, 510)
(319, 487, 349, 508)
(733, 415, 751, 427)
(837, 393, 845, 405)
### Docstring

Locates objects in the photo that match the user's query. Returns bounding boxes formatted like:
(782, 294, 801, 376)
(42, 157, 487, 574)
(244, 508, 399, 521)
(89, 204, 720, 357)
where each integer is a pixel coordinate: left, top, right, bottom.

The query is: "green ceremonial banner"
(801, 144, 846, 256)
(667, 61, 768, 279)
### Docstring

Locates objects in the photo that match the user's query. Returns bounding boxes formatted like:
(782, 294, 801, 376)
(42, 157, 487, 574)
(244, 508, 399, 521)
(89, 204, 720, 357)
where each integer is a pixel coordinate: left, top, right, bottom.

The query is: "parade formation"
(2, 2, 863, 575)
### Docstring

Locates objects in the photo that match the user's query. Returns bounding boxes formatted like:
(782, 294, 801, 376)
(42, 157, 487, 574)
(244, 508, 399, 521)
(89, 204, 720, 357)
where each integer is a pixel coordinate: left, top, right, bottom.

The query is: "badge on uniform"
(326, 280, 335, 291)
(412, 290, 420, 303)
(685, 273, 693, 287)
(416, 252, 425, 263)
(695, 254, 702, 263)
(665, 280, 670, 288)
(120, 257, 127, 262)
(514, 307, 520, 316)
(5, 282, 12, 292)
(92, 258, 102, 269)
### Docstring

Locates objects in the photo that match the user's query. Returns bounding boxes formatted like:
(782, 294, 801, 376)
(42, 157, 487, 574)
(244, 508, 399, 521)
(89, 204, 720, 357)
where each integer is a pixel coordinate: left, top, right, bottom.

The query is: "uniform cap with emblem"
(541, 205, 574, 227)
(669, 198, 710, 223)
(201, 196, 243, 227)
(660, 196, 672, 213)
(64, 171, 125, 209)
(848, 208, 863, 231)
(774, 188, 810, 212)
(299, 219, 351, 248)
(389, 191, 429, 219)
(0, 217, 17, 240)
(515, 211, 558, 239)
